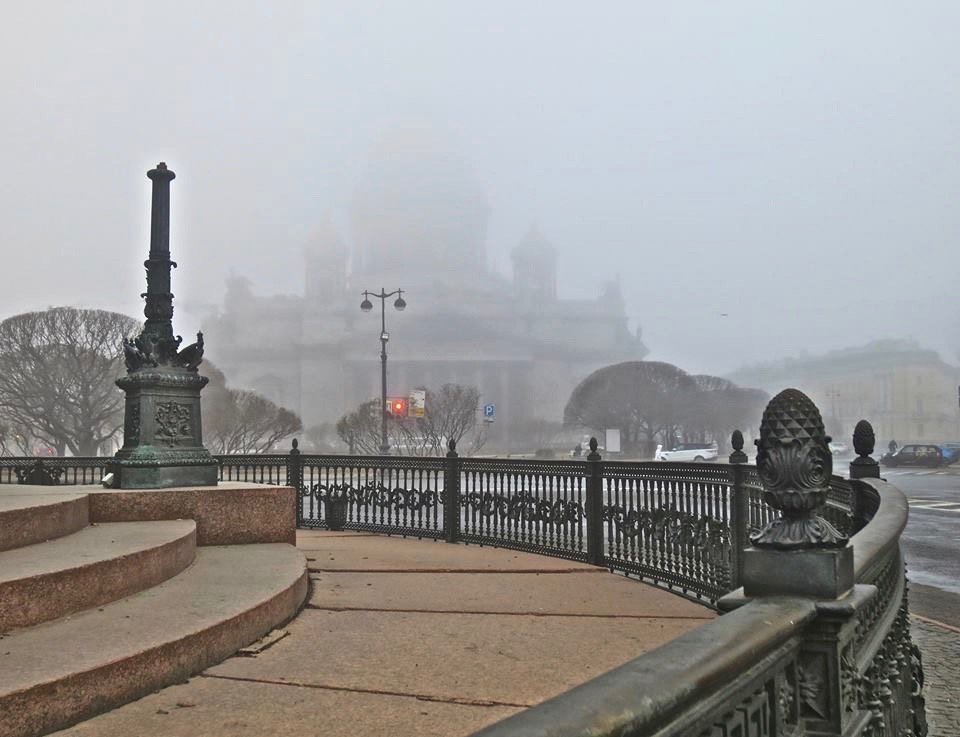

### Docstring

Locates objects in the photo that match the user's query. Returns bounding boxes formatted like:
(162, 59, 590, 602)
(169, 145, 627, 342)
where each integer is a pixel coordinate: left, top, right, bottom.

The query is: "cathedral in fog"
(203, 133, 647, 445)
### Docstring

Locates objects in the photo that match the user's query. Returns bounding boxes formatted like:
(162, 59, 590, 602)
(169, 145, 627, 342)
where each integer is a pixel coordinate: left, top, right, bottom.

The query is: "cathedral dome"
(350, 127, 490, 278)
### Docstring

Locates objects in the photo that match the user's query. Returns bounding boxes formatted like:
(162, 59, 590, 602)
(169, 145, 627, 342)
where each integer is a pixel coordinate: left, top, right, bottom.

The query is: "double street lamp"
(360, 288, 407, 454)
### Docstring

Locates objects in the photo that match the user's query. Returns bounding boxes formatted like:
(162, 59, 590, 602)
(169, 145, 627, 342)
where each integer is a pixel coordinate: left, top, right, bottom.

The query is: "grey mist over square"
(1, 2, 957, 381)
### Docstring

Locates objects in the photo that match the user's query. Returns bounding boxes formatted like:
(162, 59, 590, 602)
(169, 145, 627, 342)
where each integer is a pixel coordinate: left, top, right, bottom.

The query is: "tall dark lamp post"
(111, 162, 218, 488)
(360, 288, 406, 454)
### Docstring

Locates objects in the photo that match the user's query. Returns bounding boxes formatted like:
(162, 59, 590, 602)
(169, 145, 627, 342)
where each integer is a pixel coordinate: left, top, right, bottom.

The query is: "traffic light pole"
(359, 287, 406, 456)
(379, 297, 389, 455)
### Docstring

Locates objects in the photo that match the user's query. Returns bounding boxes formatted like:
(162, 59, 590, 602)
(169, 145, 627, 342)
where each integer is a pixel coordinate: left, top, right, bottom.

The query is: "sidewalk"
(912, 616, 960, 737)
(55, 531, 714, 737)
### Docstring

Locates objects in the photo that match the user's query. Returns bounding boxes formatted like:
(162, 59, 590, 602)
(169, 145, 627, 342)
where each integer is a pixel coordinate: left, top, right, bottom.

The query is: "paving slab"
(309, 570, 713, 618)
(52, 672, 521, 737)
(298, 530, 598, 571)
(57, 531, 711, 737)
(912, 617, 960, 737)
(0, 486, 91, 497)
(208, 608, 702, 706)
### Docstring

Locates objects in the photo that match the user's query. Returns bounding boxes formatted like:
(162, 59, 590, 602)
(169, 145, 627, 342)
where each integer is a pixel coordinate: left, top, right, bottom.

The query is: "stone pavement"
(912, 616, 960, 737)
(54, 531, 713, 737)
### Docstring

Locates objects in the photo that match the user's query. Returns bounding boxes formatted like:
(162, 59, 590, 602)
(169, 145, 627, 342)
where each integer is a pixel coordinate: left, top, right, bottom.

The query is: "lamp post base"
(113, 368, 218, 489)
(110, 451, 218, 489)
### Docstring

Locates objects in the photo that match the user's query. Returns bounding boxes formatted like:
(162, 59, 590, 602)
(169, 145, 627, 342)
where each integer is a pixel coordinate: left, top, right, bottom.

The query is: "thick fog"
(2, 2, 958, 375)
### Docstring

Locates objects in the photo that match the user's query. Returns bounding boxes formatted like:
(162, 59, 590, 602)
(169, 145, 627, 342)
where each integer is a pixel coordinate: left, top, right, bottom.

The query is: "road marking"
(908, 498, 960, 513)
(910, 613, 960, 635)
(882, 469, 956, 477)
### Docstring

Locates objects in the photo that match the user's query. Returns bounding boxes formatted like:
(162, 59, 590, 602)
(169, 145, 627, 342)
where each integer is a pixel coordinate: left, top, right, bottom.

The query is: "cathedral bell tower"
(511, 226, 557, 303)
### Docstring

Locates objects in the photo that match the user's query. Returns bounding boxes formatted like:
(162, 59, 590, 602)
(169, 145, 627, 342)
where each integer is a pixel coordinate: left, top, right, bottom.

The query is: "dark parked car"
(880, 444, 946, 468)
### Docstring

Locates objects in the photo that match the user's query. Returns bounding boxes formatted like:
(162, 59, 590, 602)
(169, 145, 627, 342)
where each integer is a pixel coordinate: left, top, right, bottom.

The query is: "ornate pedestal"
(112, 370, 218, 489)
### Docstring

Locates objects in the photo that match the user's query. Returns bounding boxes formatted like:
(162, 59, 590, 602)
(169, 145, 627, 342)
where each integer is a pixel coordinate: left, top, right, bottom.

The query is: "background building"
(729, 340, 960, 448)
(202, 139, 646, 448)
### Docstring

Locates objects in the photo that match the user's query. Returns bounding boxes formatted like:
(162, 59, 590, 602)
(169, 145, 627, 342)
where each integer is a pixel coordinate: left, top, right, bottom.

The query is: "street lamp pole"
(360, 288, 406, 454)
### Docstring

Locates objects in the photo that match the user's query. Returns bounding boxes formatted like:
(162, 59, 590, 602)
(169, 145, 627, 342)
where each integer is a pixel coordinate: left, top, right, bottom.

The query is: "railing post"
(287, 438, 303, 527)
(849, 419, 880, 481)
(586, 437, 604, 566)
(848, 420, 880, 531)
(728, 429, 749, 588)
(726, 389, 860, 737)
(444, 439, 460, 543)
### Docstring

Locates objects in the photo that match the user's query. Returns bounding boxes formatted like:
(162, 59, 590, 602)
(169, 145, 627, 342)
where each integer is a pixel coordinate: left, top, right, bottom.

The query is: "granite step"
(0, 493, 89, 552)
(0, 543, 308, 737)
(0, 520, 196, 631)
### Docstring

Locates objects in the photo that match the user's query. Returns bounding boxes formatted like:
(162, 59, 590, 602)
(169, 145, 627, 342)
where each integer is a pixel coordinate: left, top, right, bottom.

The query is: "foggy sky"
(2, 2, 958, 377)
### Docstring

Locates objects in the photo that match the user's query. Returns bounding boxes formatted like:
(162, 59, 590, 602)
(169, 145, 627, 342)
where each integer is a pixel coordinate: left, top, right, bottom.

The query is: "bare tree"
(0, 307, 140, 456)
(335, 399, 383, 454)
(0, 417, 34, 456)
(564, 361, 697, 455)
(336, 383, 486, 456)
(565, 362, 767, 456)
(403, 383, 485, 455)
(683, 375, 768, 449)
(682, 375, 739, 444)
(205, 389, 302, 454)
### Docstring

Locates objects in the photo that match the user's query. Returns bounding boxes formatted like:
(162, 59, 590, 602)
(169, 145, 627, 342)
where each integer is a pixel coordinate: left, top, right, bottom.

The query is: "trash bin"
(324, 495, 348, 531)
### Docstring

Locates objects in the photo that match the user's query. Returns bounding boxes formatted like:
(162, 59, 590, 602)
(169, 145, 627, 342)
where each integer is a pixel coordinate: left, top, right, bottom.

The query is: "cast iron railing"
(0, 417, 925, 736)
(473, 476, 924, 737)
(0, 442, 856, 605)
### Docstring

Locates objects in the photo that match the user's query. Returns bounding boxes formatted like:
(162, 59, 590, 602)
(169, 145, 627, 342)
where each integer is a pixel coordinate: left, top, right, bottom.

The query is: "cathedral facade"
(202, 138, 646, 447)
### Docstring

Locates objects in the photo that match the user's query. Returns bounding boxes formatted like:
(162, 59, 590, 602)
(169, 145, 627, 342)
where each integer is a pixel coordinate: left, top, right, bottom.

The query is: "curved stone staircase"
(0, 486, 308, 737)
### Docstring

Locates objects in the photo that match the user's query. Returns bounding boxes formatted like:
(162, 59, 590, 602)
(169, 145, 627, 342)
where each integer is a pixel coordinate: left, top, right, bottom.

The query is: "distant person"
(888, 439, 898, 455)
(572, 443, 582, 458)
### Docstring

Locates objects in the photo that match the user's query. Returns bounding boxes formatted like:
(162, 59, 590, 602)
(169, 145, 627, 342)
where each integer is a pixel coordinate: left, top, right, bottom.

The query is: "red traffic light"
(386, 397, 408, 417)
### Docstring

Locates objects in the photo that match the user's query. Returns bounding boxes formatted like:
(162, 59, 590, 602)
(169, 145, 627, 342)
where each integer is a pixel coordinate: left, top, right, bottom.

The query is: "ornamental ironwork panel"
(0, 457, 109, 485)
(14, 460, 64, 486)
(217, 454, 287, 485)
(298, 457, 444, 537)
(457, 459, 589, 561)
(601, 468, 734, 602)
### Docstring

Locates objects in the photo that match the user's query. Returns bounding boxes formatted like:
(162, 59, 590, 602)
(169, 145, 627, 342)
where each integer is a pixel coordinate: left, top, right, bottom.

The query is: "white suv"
(655, 442, 719, 463)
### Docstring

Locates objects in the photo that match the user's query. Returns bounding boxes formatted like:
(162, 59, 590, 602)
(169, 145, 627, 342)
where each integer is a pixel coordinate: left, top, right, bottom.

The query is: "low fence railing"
(474, 475, 924, 737)
(0, 440, 857, 605)
(0, 401, 926, 736)
(298, 452, 447, 539)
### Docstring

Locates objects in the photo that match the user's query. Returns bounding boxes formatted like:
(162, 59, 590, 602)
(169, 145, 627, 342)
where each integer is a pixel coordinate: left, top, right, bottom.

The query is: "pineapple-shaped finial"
(751, 389, 847, 549)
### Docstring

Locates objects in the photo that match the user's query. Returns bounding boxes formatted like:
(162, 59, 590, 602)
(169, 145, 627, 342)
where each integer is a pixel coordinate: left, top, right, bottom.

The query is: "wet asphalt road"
(875, 467, 960, 624)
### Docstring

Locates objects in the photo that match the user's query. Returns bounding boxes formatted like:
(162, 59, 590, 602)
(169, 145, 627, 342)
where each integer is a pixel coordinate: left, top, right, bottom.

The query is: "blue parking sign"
(483, 403, 496, 421)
